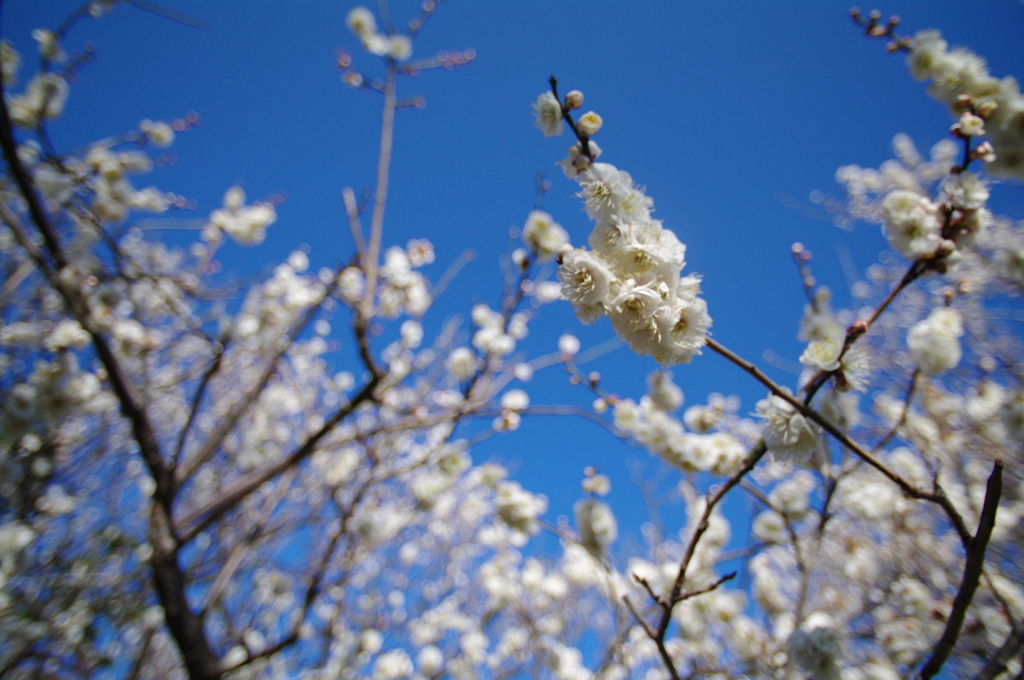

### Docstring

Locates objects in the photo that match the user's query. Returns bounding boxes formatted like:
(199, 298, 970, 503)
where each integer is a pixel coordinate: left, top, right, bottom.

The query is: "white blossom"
(533, 91, 564, 138)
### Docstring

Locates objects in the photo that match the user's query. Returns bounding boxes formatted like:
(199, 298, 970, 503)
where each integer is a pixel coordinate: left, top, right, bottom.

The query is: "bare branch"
(359, 63, 397, 321)
(675, 571, 737, 604)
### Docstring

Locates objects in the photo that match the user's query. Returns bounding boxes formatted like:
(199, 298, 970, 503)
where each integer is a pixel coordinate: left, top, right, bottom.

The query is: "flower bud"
(956, 112, 985, 137)
(564, 90, 584, 110)
(577, 111, 603, 137)
(972, 141, 996, 163)
(977, 100, 998, 118)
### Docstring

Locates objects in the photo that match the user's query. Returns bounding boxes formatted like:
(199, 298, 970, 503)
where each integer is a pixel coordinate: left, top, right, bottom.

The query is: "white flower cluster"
(878, 173, 990, 262)
(573, 498, 617, 558)
(16, 141, 170, 224)
(909, 30, 1024, 179)
(537, 90, 711, 364)
(8, 73, 69, 127)
(205, 186, 276, 246)
(494, 481, 547, 541)
(346, 6, 412, 61)
(612, 371, 745, 475)
(522, 210, 569, 261)
(906, 306, 963, 376)
(788, 612, 842, 680)
(338, 241, 432, 318)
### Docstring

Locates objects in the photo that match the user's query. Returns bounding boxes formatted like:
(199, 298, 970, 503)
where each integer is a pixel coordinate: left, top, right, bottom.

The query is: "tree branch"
(917, 461, 1004, 679)
(177, 376, 379, 543)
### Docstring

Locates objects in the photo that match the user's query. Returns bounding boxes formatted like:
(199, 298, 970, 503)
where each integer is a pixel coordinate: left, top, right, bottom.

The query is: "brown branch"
(126, 626, 156, 680)
(917, 461, 1004, 679)
(359, 62, 397, 321)
(872, 368, 919, 452)
(676, 571, 737, 604)
(621, 595, 655, 639)
(173, 333, 228, 468)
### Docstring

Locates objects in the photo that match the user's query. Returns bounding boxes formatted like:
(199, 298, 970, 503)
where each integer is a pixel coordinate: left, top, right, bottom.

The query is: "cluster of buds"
(850, 8, 912, 52)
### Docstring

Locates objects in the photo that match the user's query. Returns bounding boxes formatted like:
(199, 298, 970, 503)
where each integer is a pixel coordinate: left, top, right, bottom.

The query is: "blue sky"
(4, 1, 1023, 552)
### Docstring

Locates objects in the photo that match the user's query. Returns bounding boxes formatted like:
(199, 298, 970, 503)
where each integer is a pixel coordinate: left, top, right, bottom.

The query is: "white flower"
(557, 248, 614, 310)
(577, 111, 603, 137)
(788, 613, 842, 677)
(880, 190, 943, 259)
(406, 238, 435, 267)
(346, 7, 377, 37)
(140, 119, 175, 147)
(957, 111, 986, 137)
(387, 35, 412, 61)
(574, 498, 617, 557)
(445, 347, 477, 381)
(1, 40, 20, 86)
(653, 294, 711, 365)
(532, 91, 563, 138)
(557, 140, 602, 178)
(907, 307, 963, 376)
(522, 210, 569, 261)
(646, 370, 683, 412)
(577, 163, 652, 225)
(495, 481, 547, 535)
(582, 473, 610, 496)
(943, 171, 989, 210)
(45, 319, 89, 352)
(500, 389, 529, 411)
(373, 650, 413, 680)
(755, 392, 825, 467)
(752, 510, 788, 543)
(338, 267, 365, 303)
(209, 186, 276, 246)
(8, 73, 69, 127)
(557, 333, 581, 356)
(416, 645, 444, 675)
(800, 336, 842, 372)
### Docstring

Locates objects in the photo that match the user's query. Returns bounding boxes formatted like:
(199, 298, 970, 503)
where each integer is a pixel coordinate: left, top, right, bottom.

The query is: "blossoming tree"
(0, 3, 1022, 680)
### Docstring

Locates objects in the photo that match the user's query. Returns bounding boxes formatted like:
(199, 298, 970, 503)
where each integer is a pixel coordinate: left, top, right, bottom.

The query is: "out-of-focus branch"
(178, 375, 379, 544)
(972, 624, 1024, 680)
(872, 369, 919, 452)
(173, 333, 228, 468)
(359, 62, 397, 321)
(223, 472, 376, 670)
(917, 461, 1004, 679)
(174, 274, 342, 486)
(678, 571, 737, 603)
(342, 186, 366, 258)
